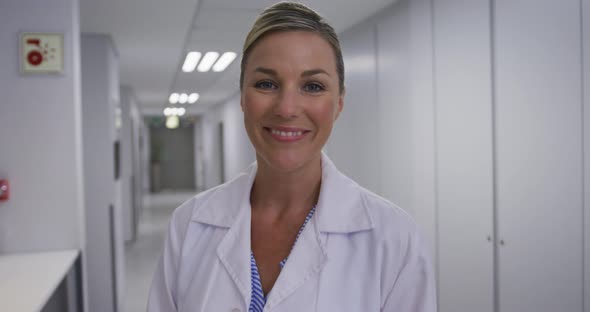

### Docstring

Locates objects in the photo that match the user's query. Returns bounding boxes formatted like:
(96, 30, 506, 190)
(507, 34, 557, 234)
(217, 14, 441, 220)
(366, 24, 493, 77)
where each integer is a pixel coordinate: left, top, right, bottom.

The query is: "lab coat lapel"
(216, 199, 252, 308)
(200, 164, 257, 308)
(264, 214, 327, 311)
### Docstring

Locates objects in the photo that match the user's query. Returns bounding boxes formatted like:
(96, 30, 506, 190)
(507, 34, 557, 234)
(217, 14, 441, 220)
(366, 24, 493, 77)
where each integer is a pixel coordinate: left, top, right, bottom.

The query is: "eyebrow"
(254, 67, 330, 78)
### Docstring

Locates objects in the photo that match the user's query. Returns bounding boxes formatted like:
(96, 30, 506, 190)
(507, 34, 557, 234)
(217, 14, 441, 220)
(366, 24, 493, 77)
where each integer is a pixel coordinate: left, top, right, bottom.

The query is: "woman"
(148, 2, 436, 311)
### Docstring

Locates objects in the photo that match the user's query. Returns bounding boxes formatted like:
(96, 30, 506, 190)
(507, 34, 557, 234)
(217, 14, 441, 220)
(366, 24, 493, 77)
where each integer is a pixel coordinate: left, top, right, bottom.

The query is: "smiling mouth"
(263, 127, 310, 141)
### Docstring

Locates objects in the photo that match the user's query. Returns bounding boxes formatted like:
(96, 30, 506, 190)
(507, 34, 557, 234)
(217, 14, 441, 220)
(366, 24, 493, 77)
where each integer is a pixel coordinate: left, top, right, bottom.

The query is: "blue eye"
(303, 82, 325, 93)
(255, 80, 276, 89)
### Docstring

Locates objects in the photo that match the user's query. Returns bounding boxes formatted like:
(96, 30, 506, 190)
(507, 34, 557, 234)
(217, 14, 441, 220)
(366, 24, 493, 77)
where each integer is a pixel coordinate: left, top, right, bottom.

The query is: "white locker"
(434, 1, 496, 311)
(494, 0, 584, 311)
(436, 0, 586, 311)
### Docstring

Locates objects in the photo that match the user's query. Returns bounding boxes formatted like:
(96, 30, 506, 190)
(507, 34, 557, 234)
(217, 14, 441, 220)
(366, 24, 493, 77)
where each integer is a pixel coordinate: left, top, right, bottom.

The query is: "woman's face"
(241, 30, 343, 173)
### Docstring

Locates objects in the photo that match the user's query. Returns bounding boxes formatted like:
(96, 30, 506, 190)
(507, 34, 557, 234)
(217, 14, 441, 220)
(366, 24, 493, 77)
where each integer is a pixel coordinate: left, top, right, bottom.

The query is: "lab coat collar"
(190, 152, 375, 233)
(315, 152, 375, 233)
(190, 152, 374, 309)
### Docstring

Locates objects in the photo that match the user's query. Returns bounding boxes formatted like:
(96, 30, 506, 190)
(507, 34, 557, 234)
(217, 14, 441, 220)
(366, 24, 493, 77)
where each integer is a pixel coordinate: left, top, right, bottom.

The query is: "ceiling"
(80, 0, 396, 116)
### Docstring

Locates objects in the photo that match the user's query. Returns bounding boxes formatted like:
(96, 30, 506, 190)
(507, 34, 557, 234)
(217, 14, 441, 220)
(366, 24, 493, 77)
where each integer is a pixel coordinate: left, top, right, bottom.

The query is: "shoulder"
(352, 184, 421, 240)
(353, 183, 430, 266)
(168, 169, 253, 233)
(353, 185, 434, 302)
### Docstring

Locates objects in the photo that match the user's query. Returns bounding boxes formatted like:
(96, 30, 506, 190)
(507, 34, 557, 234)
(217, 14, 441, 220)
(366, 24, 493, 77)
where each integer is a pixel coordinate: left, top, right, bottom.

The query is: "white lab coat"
(148, 153, 436, 312)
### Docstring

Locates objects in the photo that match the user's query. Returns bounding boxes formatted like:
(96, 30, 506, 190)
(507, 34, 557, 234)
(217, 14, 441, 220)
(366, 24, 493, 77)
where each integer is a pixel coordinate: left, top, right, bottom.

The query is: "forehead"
(245, 31, 338, 75)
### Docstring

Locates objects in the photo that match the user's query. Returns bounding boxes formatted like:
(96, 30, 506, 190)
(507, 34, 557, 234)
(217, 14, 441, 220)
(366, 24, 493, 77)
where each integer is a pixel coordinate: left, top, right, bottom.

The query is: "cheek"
(242, 93, 265, 121)
(312, 99, 340, 126)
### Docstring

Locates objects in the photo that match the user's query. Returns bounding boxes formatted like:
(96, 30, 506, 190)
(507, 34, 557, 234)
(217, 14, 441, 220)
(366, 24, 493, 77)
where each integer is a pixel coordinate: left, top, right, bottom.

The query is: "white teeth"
(270, 129, 303, 137)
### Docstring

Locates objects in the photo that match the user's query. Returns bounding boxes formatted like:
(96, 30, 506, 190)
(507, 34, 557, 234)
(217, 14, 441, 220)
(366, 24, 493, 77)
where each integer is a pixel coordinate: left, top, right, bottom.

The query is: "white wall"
(327, 18, 380, 195)
(329, 0, 588, 311)
(433, 1, 495, 311)
(81, 34, 125, 312)
(201, 106, 222, 188)
(329, 0, 437, 254)
(0, 0, 85, 254)
(201, 94, 255, 189)
(494, 1, 583, 311)
(120, 87, 134, 242)
(194, 117, 206, 191)
(120, 86, 145, 242)
(0, 1, 87, 309)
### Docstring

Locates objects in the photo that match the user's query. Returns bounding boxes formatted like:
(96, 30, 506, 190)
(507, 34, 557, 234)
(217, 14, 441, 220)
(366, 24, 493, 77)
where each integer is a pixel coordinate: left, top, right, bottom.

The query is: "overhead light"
(188, 93, 199, 104)
(166, 115, 179, 129)
(182, 52, 201, 72)
(163, 107, 187, 117)
(178, 93, 188, 104)
(197, 52, 220, 72)
(212, 52, 237, 72)
(169, 93, 179, 104)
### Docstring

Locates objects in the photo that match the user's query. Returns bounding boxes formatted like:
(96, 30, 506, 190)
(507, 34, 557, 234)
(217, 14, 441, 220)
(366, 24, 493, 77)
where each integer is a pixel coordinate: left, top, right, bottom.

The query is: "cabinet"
(435, 1, 585, 311)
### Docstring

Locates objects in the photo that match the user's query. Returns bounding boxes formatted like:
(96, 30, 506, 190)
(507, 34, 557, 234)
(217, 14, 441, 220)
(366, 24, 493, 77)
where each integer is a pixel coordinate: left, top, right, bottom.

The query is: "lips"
(264, 126, 310, 142)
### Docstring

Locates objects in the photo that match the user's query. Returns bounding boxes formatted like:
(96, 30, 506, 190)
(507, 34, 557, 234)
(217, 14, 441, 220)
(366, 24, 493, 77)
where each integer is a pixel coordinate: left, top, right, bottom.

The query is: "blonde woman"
(148, 2, 436, 311)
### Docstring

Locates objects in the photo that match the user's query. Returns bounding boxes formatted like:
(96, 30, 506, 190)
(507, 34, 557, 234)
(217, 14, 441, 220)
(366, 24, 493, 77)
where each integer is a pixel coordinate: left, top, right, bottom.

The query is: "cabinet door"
(434, 1, 495, 312)
(494, 1, 584, 311)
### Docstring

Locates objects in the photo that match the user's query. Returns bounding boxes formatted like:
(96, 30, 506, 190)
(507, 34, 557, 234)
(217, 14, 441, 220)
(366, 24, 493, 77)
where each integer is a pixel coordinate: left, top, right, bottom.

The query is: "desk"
(0, 249, 79, 312)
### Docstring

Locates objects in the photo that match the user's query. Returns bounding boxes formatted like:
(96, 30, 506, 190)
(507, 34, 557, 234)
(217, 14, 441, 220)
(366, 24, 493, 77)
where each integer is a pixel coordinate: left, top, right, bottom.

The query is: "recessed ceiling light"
(197, 52, 220, 72)
(178, 107, 186, 116)
(188, 93, 199, 104)
(169, 93, 179, 104)
(178, 93, 188, 104)
(182, 52, 201, 72)
(212, 52, 237, 72)
(163, 107, 171, 116)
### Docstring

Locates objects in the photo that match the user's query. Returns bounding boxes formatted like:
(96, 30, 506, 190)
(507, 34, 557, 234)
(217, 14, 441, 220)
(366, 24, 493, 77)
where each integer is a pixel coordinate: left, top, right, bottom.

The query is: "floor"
(124, 191, 197, 312)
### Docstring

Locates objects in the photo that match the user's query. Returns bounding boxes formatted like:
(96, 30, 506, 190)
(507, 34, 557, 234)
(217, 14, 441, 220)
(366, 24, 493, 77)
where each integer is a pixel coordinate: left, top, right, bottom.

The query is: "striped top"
(249, 206, 317, 312)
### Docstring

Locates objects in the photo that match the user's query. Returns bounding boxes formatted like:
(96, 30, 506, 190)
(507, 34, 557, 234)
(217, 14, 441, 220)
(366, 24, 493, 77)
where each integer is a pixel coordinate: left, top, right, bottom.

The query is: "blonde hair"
(240, 1, 345, 94)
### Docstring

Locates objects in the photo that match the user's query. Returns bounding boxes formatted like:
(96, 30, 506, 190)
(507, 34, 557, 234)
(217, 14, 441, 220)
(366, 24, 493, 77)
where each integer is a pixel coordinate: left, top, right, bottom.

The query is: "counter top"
(0, 249, 79, 312)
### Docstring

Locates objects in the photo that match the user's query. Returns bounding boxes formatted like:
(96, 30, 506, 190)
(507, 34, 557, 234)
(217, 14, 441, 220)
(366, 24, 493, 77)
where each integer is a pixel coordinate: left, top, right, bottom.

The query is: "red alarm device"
(0, 179, 9, 201)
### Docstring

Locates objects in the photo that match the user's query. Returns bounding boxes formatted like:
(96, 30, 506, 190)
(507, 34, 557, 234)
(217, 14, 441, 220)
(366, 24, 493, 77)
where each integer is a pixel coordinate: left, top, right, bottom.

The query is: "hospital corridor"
(1, 0, 590, 311)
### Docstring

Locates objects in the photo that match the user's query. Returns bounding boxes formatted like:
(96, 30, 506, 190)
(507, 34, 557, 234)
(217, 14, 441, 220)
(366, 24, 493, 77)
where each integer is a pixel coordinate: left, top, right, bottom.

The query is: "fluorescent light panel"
(188, 93, 199, 104)
(197, 52, 220, 72)
(182, 52, 201, 72)
(212, 52, 237, 72)
(163, 107, 186, 117)
(178, 93, 188, 104)
(169, 93, 179, 104)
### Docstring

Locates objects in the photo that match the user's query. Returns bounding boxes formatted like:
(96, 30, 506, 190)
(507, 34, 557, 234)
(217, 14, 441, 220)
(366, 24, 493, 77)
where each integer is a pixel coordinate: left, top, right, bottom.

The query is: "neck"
(250, 154, 322, 218)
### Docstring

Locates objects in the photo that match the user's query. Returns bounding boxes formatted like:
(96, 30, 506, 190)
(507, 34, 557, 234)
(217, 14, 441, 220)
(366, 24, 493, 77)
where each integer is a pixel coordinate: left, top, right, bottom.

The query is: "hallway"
(124, 192, 195, 312)
(1, 0, 590, 311)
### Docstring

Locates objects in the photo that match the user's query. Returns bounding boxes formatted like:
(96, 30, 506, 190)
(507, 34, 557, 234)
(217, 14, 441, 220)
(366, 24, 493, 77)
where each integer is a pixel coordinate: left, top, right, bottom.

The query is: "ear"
(240, 94, 245, 112)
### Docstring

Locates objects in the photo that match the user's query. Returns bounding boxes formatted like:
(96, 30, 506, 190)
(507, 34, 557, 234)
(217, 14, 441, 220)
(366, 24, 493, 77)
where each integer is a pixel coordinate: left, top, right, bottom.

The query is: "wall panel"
(0, 0, 84, 254)
(329, 18, 380, 194)
(433, 1, 495, 311)
(494, 0, 584, 311)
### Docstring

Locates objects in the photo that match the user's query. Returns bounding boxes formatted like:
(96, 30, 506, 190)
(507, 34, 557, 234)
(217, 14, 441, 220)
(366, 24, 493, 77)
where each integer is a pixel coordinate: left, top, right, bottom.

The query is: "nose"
(272, 87, 300, 119)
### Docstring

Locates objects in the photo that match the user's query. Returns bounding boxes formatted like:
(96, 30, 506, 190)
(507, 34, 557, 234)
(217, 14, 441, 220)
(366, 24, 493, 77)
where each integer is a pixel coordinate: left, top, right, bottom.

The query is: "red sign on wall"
(20, 32, 63, 73)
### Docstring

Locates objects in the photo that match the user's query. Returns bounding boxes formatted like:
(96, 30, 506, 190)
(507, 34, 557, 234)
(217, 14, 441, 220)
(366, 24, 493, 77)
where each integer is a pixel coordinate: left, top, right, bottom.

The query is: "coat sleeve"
(381, 228, 437, 312)
(147, 205, 190, 312)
